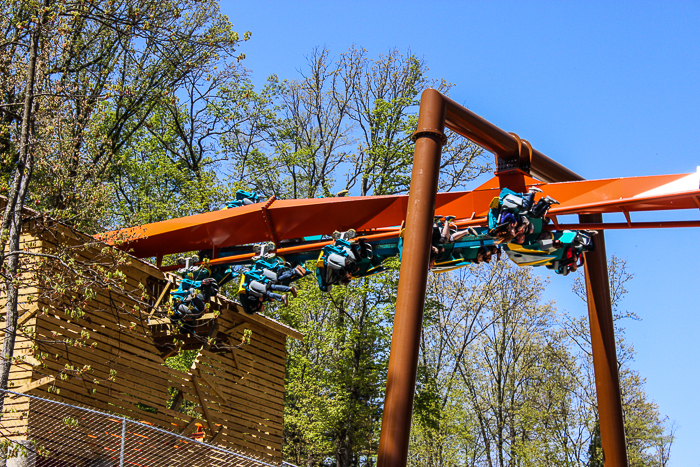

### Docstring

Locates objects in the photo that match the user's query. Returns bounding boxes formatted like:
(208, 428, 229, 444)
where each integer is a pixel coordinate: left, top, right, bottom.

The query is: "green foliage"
(587, 421, 603, 467)
(165, 350, 199, 373)
(408, 259, 674, 467)
(0, 0, 250, 232)
(109, 119, 230, 227)
(269, 262, 397, 466)
(61, 416, 79, 428)
(136, 402, 159, 414)
(571, 257, 674, 466)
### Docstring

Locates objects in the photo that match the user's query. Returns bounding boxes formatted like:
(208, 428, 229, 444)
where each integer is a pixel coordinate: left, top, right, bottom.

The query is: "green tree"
(410, 267, 498, 467)
(0, 0, 247, 412)
(274, 262, 398, 467)
(341, 46, 486, 196)
(218, 46, 488, 200)
(570, 256, 675, 466)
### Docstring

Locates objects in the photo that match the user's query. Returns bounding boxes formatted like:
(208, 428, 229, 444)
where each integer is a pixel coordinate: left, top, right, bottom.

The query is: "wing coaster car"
(316, 230, 389, 292)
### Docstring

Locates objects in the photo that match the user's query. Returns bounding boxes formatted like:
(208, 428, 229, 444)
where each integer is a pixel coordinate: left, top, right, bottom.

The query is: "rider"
(489, 187, 559, 244)
(317, 230, 382, 291)
(252, 257, 310, 286)
(170, 277, 220, 331)
(239, 270, 298, 314)
(501, 187, 560, 221)
(226, 189, 260, 209)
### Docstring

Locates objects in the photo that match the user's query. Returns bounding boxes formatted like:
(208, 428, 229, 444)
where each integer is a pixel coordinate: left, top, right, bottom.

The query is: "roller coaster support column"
(433, 88, 628, 466)
(377, 90, 445, 467)
(471, 113, 627, 464)
(579, 217, 628, 466)
(521, 171, 627, 466)
(482, 129, 628, 464)
(378, 88, 627, 466)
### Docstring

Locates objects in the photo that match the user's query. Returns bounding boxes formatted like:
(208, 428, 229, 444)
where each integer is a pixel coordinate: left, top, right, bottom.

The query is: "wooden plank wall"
(0, 217, 299, 464)
(1, 216, 45, 443)
(171, 306, 289, 457)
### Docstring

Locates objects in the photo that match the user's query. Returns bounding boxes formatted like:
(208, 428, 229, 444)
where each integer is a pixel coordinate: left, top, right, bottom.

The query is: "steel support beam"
(523, 154, 628, 467)
(579, 214, 628, 466)
(377, 90, 445, 467)
(482, 110, 628, 465)
(377, 88, 628, 467)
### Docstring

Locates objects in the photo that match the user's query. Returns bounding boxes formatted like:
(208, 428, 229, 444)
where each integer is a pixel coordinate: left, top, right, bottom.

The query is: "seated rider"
(170, 278, 220, 331)
(264, 263, 309, 284)
(252, 257, 309, 286)
(239, 269, 298, 314)
(317, 230, 376, 291)
(428, 215, 454, 268)
(327, 230, 373, 269)
(226, 189, 260, 209)
(429, 216, 500, 268)
(501, 187, 560, 220)
(433, 216, 482, 244)
(546, 245, 583, 276)
(175, 255, 212, 281)
(540, 231, 595, 275)
(476, 245, 500, 263)
(252, 241, 277, 261)
(490, 188, 558, 244)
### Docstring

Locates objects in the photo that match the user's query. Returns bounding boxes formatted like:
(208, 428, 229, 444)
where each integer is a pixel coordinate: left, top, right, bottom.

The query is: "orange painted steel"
(377, 90, 445, 467)
(378, 88, 621, 467)
(545, 220, 700, 230)
(104, 172, 700, 260)
(158, 229, 404, 272)
(580, 215, 629, 467)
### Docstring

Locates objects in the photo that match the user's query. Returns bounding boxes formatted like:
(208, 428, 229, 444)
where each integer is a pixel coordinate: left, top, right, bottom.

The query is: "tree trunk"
(0, 1, 46, 413)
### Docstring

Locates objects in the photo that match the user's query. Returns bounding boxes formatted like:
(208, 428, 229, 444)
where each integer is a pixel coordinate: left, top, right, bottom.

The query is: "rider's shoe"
(543, 196, 560, 205)
(528, 187, 543, 193)
(290, 286, 298, 298)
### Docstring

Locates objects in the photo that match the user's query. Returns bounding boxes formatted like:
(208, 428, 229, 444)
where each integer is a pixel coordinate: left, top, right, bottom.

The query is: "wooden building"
(0, 205, 301, 464)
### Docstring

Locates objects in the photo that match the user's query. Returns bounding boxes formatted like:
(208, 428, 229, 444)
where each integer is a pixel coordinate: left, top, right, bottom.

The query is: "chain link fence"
(0, 389, 292, 467)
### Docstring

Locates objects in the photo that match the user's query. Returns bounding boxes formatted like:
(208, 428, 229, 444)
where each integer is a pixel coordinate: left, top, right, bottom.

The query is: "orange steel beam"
(158, 229, 405, 271)
(102, 173, 700, 260)
(155, 219, 700, 271)
(447, 88, 629, 466)
(529, 181, 629, 467)
(437, 93, 583, 182)
(580, 215, 628, 467)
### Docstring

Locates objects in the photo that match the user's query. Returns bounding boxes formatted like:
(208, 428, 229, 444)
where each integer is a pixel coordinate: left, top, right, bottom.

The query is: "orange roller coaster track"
(105, 171, 700, 263)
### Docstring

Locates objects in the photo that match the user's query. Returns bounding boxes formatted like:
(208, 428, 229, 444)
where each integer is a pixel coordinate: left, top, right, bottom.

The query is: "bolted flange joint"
(411, 129, 447, 146)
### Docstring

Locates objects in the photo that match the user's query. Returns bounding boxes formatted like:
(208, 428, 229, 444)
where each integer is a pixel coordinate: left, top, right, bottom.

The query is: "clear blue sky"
(225, 2, 700, 464)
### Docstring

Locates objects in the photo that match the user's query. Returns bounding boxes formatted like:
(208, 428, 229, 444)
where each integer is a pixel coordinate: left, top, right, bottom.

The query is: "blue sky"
(225, 1, 700, 463)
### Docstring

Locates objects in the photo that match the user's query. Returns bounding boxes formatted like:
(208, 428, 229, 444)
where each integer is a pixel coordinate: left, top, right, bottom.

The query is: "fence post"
(119, 419, 126, 467)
